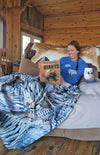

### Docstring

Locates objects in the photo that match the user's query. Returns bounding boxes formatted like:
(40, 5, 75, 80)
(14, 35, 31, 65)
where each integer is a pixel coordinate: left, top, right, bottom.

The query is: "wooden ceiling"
(29, 0, 100, 17)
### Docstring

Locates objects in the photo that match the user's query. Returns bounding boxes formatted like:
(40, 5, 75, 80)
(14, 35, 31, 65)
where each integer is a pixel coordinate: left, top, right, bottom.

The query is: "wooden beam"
(19, 0, 31, 15)
(21, 22, 43, 36)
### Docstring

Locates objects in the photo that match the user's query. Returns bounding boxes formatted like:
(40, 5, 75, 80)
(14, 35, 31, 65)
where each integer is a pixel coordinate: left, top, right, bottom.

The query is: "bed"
(19, 42, 100, 141)
(47, 79, 100, 141)
(0, 42, 100, 150)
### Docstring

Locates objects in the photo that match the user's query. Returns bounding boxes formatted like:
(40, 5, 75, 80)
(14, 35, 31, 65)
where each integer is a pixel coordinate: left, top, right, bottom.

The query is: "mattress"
(47, 79, 100, 140)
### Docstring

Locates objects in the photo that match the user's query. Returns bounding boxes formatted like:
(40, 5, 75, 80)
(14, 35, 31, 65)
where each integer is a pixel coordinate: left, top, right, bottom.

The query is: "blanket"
(0, 73, 80, 149)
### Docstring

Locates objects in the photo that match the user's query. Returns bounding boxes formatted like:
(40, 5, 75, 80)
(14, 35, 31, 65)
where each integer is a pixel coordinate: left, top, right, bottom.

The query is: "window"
(22, 35, 30, 56)
(0, 19, 3, 48)
(21, 32, 42, 57)
(0, 16, 6, 48)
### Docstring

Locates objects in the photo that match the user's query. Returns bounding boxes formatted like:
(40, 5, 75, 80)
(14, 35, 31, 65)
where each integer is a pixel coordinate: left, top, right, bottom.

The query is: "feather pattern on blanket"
(0, 73, 80, 149)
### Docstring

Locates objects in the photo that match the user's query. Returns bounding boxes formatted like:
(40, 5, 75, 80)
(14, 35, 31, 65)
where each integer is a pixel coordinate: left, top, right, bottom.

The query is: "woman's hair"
(68, 40, 80, 70)
(68, 40, 80, 51)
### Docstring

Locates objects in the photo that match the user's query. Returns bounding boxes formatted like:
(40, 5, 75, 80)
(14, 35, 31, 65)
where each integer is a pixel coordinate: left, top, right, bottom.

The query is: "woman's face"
(67, 45, 79, 61)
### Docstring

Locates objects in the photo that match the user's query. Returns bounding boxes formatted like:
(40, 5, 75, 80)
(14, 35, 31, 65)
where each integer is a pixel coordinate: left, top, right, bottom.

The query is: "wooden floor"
(0, 137, 100, 155)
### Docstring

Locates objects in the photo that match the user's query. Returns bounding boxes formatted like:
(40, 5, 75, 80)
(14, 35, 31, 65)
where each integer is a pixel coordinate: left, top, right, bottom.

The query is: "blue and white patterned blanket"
(0, 73, 80, 149)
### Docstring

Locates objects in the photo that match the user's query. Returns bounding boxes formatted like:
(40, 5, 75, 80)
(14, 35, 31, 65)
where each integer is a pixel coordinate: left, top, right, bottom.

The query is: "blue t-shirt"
(60, 56, 96, 85)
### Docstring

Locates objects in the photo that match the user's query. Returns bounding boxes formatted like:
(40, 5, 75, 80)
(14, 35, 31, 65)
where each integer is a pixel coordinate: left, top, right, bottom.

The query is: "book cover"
(38, 61, 61, 84)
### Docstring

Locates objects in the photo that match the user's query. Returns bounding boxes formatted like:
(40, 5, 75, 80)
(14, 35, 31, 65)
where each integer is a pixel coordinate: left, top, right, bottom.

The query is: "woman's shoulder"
(79, 57, 86, 63)
(79, 57, 88, 66)
(60, 56, 69, 61)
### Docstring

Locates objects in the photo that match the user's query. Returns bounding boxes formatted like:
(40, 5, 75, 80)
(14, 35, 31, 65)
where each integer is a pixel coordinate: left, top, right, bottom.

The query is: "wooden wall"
(44, 11, 100, 46)
(0, 0, 100, 62)
(20, 3, 44, 37)
(0, 0, 21, 62)
(19, 0, 100, 46)
(0, 0, 44, 63)
(44, 11, 100, 45)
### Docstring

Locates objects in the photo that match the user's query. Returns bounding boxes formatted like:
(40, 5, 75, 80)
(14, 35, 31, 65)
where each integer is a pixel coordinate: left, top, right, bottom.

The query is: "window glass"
(22, 35, 30, 56)
(33, 39, 41, 43)
(0, 20, 3, 48)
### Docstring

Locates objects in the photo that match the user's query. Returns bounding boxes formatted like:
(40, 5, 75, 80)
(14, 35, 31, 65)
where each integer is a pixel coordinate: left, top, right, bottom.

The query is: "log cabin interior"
(0, 0, 100, 154)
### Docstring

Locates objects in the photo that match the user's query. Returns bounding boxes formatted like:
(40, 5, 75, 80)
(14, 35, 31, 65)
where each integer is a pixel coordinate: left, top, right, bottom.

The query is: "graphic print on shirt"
(68, 69, 77, 76)
(64, 63, 77, 76)
(65, 64, 71, 67)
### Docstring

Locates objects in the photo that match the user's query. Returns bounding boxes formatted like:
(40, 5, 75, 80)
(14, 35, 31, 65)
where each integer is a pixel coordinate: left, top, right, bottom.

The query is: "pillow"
(19, 56, 39, 75)
(19, 42, 50, 75)
(24, 42, 36, 60)
(19, 56, 49, 76)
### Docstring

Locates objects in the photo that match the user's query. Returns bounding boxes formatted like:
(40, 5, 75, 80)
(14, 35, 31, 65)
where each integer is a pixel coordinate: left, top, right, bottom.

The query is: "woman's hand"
(86, 75, 94, 81)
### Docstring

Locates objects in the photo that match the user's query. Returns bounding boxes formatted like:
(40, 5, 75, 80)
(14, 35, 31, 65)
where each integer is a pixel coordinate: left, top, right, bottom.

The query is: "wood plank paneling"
(20, 4, 44, 31)
(5, 8, 21, 62)
(0, 0, 21, 62)
(44, 26, 100, 45)
(6, 0, 21, 8)
(1, 0, 100, 59)
(12, 10, 21, 61)
(44, 11, 100, 29)
(6, 9, 13, 61)
(29, 0, 100, 46)
(30, 0, 100, 16)
(44, 11, 100, 45)
(0, 0, 44, 62)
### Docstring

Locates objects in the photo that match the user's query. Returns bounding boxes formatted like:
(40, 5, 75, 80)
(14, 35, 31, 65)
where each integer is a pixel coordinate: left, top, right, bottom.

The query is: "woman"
(60, 40, 96, 85)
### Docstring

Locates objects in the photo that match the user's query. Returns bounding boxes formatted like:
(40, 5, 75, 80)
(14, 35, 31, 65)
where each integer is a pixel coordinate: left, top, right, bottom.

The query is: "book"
(38, 61, 61, 84)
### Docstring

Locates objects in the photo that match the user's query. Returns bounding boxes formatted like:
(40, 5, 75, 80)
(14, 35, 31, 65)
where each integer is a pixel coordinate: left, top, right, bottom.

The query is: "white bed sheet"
(58, 79, 100, 129)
